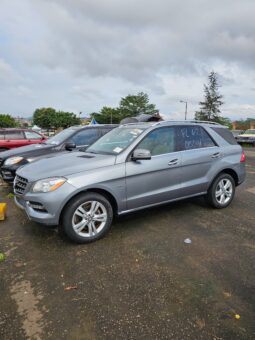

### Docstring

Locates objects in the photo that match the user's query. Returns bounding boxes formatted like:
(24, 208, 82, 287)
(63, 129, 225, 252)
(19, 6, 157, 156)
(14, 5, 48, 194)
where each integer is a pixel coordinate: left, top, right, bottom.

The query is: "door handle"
(211, 152, 220, 159)
(168, 158, 178, 166)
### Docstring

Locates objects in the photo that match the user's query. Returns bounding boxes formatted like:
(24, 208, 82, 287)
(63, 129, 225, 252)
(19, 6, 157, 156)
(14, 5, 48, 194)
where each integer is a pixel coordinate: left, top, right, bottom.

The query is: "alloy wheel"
(72, 200, 107, 237)
(215, 178, 233, 205)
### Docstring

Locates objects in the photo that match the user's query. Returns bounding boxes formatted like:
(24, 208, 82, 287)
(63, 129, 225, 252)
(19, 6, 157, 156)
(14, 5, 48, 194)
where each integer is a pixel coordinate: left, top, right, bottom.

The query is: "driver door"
(125, 127, 182, 210)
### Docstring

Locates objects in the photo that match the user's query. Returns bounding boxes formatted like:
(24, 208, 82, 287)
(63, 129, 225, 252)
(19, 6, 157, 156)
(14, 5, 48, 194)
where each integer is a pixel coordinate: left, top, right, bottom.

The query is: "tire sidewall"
(210, 174, 235, 209)
(61, 192, 113, 244)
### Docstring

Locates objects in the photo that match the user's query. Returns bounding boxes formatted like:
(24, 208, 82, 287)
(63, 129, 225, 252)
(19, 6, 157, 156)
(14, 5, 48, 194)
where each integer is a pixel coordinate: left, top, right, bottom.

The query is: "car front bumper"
(14, 181, 77, 225)
(0, 168, 16, 183)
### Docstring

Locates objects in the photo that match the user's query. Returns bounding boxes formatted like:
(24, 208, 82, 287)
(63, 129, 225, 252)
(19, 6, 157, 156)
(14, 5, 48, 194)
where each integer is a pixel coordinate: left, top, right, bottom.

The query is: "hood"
(17, 151, 116, 182)
(0, 143, 53, 160)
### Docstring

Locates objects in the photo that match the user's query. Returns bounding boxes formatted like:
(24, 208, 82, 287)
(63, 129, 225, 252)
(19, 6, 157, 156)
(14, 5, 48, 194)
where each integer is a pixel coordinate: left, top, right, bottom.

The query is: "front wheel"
(61, 192, 113, 243)
(205, 173, 235, 209)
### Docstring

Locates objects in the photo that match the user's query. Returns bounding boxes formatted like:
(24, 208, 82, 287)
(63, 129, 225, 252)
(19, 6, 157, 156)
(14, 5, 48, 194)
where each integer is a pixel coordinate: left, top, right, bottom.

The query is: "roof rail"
(153, 120, 221, 126)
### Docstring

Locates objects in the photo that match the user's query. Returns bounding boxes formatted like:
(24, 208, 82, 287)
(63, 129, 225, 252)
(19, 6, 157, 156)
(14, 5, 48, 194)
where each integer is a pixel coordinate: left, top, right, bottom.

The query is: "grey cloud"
(24, 0, 254, 83)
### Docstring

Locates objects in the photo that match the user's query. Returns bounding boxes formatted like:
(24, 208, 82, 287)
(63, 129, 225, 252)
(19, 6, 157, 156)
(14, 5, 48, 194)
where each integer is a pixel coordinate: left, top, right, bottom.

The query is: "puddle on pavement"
(10, 278, 44, 339)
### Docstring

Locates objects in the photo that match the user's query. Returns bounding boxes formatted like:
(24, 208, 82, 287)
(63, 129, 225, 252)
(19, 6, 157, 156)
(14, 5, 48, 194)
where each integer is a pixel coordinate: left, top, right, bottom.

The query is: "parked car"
(0, 125, 117, 183)
(231, 130, 244, 139)
(14, 121, 246, 244)
(236, 129, 255, 146)
(0, 128, 46, 152)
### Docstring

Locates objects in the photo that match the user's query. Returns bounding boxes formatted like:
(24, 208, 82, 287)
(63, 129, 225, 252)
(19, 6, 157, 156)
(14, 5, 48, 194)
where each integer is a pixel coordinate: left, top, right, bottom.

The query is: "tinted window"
(24, 131, 42, 140)
(211, 127, 238, 145)
(137, 127, 176, 156)
(0, 132, 4, 140)
(99, 127, 114, 137)
(4, 131, 24, 140)
(71, 129, 98, 146)
(177, 126, 216, 150)
(45, 128, 76, 145)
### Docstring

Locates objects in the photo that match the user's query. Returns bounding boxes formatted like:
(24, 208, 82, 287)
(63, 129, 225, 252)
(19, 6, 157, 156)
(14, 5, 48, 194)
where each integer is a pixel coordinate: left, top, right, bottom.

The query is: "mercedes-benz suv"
(14, 121, 246, 244)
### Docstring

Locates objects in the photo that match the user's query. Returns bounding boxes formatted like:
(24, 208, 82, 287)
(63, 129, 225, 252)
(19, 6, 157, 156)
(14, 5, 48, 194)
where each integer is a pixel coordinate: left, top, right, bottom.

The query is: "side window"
(137, 127, 176, 156)
(4, 131, 24, 140)
(211, 127, 237, 145)
(24, 131, 42, 140)
(177, 126, 216, 151)
(71, 129, 98, 146)
(0, 132, 4, 140)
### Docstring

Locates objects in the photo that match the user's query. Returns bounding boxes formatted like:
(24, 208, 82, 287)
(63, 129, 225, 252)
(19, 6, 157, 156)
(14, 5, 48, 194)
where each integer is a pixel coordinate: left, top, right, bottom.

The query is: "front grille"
(14, 175, 28, 195)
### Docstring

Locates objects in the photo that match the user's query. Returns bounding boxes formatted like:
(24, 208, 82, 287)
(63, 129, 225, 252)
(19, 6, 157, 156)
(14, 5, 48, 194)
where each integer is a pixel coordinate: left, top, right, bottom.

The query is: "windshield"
(45, 128, 76, 145)
(244, 130, 255, 135)
(87, 127, 145, 154)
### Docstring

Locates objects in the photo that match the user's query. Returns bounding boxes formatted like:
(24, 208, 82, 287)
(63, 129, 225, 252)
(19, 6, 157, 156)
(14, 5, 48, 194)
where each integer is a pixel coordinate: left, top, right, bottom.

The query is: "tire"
(61, 192, 113, 244)
(205, 173, 235, 209)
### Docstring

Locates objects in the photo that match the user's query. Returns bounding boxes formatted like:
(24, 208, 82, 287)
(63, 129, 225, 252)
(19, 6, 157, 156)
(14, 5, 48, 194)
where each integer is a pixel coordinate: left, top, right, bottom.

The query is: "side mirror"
(132, 148, 151, 161)
(65, 142, 76, 151)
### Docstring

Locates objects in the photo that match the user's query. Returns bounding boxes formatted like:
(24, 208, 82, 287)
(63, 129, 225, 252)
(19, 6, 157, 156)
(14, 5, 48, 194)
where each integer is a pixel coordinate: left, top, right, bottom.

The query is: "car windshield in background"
(45, 128, 76, 145)
(244, 130, 255, 135)
(87, 127, 145, 155)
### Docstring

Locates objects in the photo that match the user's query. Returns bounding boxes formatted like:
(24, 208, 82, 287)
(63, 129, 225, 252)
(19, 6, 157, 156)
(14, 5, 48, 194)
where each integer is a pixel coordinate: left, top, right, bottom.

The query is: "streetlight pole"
(180, 100, 188, 120)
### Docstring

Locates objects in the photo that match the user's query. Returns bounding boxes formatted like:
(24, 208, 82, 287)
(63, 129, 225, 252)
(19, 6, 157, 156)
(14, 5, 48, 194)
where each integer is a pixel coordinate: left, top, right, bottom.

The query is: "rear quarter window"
(211, 127, 238, 145)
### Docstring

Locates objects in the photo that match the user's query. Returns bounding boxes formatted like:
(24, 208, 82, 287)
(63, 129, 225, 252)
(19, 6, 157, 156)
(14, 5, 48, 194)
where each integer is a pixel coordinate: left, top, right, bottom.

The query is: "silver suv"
(14, 121, 246, 243)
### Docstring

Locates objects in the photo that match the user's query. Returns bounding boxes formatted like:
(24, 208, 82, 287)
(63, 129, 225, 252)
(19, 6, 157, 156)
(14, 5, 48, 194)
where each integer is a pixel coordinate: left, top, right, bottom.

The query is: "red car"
(0, 128, 47, 151)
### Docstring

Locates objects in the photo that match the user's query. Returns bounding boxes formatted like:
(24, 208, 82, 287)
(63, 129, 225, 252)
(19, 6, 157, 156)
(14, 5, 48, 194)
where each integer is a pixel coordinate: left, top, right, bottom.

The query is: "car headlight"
(4, 156, 24, 166)
(32, 177, 66, 193)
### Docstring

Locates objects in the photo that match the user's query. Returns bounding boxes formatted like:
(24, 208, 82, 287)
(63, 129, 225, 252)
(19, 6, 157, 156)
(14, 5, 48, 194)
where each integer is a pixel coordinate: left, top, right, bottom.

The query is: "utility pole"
(180, 100, 188, 120)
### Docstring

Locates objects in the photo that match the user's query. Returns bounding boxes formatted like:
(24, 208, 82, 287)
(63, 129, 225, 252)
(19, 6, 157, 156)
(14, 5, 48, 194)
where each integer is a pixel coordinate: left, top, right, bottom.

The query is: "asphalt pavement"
(0, 148, 255, 339)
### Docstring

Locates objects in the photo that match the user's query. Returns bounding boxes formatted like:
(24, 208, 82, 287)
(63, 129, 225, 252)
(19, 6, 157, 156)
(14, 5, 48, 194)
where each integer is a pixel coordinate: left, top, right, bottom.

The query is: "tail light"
(240, 151, 246, 163)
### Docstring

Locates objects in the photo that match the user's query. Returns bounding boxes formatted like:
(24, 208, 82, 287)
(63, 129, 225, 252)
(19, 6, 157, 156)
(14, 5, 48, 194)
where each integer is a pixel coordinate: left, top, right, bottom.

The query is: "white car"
(236, 129, 255, 146)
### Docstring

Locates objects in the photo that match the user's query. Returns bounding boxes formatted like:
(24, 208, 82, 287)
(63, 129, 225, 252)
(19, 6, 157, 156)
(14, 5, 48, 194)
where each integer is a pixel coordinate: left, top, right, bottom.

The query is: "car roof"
(0, 128, 40, 131)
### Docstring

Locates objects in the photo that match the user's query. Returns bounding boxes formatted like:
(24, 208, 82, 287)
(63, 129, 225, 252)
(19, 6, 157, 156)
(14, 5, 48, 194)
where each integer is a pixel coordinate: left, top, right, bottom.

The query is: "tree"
(33, 108, 80, 129)
(33, 107, 56, 129)
(0, 114, 17, 128)
(195, 71, 224, 122)
(119, 92, 158, 118)
(91, 107, 122, 124)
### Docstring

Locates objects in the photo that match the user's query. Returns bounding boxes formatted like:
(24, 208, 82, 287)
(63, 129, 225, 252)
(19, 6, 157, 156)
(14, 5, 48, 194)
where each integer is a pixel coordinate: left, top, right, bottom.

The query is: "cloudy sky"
(0, 0, 255, 120)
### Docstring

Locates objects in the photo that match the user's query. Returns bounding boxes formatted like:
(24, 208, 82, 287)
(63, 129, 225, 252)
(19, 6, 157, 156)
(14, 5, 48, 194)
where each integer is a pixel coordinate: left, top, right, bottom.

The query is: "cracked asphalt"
(0, 148, 255, 340)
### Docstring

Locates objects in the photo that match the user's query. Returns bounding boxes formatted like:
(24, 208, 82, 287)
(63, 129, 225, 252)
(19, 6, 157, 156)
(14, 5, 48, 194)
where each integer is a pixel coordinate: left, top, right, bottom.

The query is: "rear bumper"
(235, 163, 246, 186)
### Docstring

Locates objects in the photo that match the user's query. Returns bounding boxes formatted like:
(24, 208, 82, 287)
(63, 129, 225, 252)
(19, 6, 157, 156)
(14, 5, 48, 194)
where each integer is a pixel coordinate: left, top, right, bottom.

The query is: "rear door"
(4, 131, 27, 149)
(125, 126, 182, 210)
(177, 125, 219, 196)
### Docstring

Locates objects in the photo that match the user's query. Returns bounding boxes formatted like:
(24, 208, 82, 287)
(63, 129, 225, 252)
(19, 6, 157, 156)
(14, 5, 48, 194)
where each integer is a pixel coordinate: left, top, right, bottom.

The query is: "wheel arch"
(59, 188, 119, 224)
(209, 168, 239, 189)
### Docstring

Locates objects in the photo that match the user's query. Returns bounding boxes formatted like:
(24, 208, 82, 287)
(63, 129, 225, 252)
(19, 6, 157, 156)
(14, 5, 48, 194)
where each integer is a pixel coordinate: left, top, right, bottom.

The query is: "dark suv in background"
(0, 124, 117, 183)
(0, 128, 46, 151)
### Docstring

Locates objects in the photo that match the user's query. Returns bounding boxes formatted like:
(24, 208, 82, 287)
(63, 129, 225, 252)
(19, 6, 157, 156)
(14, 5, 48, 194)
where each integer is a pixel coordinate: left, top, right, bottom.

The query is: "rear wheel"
(205, 173, 235, 209)
(61, 192, 113, 243)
